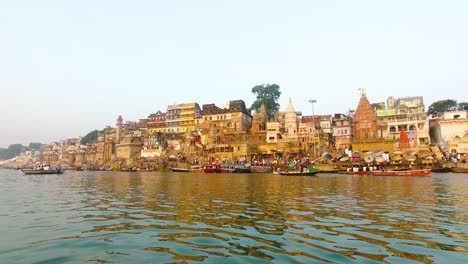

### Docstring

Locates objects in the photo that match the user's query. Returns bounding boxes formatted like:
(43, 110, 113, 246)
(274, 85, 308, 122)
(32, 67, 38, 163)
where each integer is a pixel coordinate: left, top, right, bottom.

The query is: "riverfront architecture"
(5, 90, 468, 170)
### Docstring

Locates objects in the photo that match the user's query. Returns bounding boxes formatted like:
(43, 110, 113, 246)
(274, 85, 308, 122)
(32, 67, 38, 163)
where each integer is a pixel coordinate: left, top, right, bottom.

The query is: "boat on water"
(202, 164, 221, 173)
(171, 165, 203, 173)
(250, 165, 273, 173)
(234, 164, 251, 173)
(219, 164, 236, 173)
(67, 166, 83, 171)
(279, 170, 319, 176)
(171, 167, 189, 172)
(451, 167, 468, 173)
(371, 169, 431, 177)
(21, 168, 65, 175)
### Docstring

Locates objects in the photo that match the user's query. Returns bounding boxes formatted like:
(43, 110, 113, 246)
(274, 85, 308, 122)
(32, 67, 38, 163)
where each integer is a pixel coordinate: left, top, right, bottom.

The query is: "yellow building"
(179, 103, 201, 133)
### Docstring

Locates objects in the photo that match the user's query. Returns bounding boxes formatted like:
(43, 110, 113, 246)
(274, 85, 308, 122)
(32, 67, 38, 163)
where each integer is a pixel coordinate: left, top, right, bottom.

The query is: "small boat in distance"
(21, 167, 65, 175)
(171, 167, 189, 172)
(371, 169, 431, 177)
(279, 170, 319, 176)
(67, 166, 83, 171)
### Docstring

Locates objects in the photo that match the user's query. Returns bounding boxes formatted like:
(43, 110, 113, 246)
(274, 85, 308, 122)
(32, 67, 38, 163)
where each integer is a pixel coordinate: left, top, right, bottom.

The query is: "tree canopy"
(81, 130, 100, 144)
(427, 99, 458, 115)
(458, 102, 468, 111)
(251, 84, 281, 121)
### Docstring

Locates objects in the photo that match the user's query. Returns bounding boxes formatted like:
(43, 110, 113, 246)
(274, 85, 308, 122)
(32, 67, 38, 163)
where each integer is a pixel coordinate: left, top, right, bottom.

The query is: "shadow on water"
(0, 169, 467, 263)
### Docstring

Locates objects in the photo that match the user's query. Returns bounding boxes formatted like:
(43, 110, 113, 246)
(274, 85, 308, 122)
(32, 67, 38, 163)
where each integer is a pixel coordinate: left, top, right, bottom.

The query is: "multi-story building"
(430, 111, 468, 153)
(147, 111, 167, 135)
(376, 96, 430, 146)
(332, 113, 353, 152)
(179, 103, 201, 133)
(166, 104, 182, 133)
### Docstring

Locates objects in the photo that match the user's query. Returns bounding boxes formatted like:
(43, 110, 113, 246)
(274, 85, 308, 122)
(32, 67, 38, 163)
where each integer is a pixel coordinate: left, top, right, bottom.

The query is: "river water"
(0, 169, 467, 263)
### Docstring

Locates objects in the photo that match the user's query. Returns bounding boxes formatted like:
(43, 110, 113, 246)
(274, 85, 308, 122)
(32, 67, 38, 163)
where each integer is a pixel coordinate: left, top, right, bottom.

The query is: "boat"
(451, 167, 468, 173)
(250, 165, 273, 173)
(219, 164, 236, 173)
(371, 169, 431, 177)
(67, 166, 83, 171)
(171, 167, 190, 172)
(279, 170, 319, 176)
(431, 167, 452, 173)
(21, 168, 65, 175)
(234, 164, 251, 173)
(202, 164, 221, 173)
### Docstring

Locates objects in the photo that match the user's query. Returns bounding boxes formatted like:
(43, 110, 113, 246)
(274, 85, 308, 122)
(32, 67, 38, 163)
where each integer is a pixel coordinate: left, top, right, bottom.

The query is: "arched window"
(409, 125, 416, 131)
(390, 126, 397, 133)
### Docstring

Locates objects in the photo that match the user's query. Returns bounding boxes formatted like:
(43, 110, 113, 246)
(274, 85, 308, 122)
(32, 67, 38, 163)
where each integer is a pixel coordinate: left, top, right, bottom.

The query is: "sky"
(1, 0, 467, 148)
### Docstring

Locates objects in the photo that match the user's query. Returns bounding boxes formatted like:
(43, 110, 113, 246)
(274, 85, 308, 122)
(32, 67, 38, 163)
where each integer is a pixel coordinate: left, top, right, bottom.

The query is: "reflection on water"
(0, 169, 467, 263)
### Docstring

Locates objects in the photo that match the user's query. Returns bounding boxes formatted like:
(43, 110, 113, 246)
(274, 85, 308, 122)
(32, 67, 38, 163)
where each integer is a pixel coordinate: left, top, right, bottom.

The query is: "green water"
(0, 169, 467, 263)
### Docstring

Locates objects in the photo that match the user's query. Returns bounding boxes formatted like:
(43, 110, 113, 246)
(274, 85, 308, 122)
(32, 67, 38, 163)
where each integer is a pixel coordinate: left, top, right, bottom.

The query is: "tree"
(28, 142, 42, 150)
(458, 102, 468, 111)
(81, 130, 100, 144)
(251, 84, 281, 121)
(371, 103, 385, 110)
(427, 99, 457, 115)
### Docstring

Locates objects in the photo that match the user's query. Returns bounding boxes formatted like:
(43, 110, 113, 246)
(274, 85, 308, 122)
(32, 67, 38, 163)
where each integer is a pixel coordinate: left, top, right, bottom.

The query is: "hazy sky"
(1, 0, 467, 148)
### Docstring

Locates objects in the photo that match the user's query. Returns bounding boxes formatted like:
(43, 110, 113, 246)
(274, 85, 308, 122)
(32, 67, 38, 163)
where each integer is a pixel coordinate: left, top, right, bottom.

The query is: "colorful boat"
(371, 169, 431, 177)
(202, 164, 221, 173)
(451, 167, 468, 173)
(219, 164, 236, 173)
(21, 168, 65, 175)
(234, 165, 251, 173)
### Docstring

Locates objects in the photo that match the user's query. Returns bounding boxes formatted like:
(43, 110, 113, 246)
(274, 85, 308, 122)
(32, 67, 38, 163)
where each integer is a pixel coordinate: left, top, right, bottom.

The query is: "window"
(390, 126, 396, 133)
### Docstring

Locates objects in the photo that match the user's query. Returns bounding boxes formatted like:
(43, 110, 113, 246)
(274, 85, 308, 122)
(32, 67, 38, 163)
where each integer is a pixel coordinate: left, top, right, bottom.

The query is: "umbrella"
(406, 150, 416, 155)
(325, 154, 333, 160)
(406, 156, 416, 162)
(393, 150, 403, 155)
(365, 151, 374, 156)
(288, 162, 296, 168)
(352, 152, 360, 158)
(339, 156, 349, 162)
(375, 157, 385, 163)
(352, 157, 361, 162)
(392, 155, 402, 161)
(364, 156, 374, 163)
(425, 156, 434, 160)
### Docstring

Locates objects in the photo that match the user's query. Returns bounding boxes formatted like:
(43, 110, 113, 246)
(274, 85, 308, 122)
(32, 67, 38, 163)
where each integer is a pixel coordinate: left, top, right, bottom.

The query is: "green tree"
(251, 84, 281, 120)
(427, 99, 457, 115)
(372, 103, 385, 110)
(458, 102, 468, 111)
(28, 142, 42, 150)
(81, 130, 100, 144)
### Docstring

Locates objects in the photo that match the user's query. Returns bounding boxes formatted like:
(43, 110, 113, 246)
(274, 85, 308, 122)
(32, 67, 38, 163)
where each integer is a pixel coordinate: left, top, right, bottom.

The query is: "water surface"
(1, 169, 467, 263)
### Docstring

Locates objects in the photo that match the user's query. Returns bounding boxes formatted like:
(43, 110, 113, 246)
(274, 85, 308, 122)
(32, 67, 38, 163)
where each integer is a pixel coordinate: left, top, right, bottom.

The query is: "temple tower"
(116, 115, 123, 144)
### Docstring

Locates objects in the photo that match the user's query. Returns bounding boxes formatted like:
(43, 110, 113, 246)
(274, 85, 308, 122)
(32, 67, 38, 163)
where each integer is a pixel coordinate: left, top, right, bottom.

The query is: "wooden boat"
(219, 164, 236, 173)
(371, 169, 431, 177)
(21, 168, 65, 175)
(451, 167, 468, 173)
(234, 165, 251, 173)
(251, 165, 273, 173)
(67, 166, 83, 171)
(279, 170, 319, 176)
(431, 167, 452, 173)
(202, 164, 221, 173)
(171, 167, 190, 172)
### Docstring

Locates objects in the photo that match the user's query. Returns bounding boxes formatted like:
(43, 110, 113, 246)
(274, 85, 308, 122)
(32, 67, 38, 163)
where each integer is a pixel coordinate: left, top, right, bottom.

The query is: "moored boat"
(21, 168, 65, 175)
(171, 167, 190, 172)
(250, 165, 273, 173)
(234, 164, 251, 173)
(219, 164, 236, 173)
(203, 164, 221, 173)
(451, 167, 468, 173)
(371, 169, 431, 177)
(279, 170, 319, 176)
(67, 166, 83, 171)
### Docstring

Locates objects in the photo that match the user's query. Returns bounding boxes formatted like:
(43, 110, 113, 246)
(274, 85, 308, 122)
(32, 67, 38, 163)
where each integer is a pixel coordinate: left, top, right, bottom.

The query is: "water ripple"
(0, 170, 467, 263)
